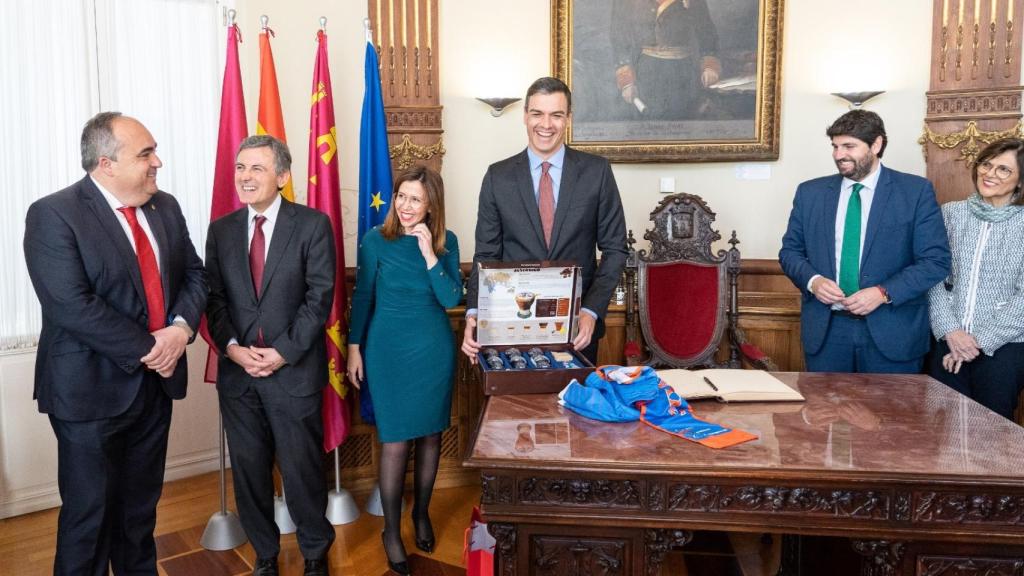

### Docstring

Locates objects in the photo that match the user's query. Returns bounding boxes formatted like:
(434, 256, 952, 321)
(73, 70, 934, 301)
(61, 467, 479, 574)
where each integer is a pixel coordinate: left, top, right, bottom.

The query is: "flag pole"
(357, 11, 398, 517)
(364, 14, 388, 518)
(201, 8, 247, 550)
(313, 15, 358, 524)
(201, 412, 247, 549)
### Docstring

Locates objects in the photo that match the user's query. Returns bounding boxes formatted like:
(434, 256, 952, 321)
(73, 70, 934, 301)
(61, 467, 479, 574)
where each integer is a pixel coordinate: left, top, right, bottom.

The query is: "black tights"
(379, 432, 441, 563)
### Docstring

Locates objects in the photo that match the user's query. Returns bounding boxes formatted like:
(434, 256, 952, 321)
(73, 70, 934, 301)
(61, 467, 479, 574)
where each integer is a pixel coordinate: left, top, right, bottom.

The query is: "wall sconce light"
(476, 97, 521, 117)
(831, 91, 885, 109)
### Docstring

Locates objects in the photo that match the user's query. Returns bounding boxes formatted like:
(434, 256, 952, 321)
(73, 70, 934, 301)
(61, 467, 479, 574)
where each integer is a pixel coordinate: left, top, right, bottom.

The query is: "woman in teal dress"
(347, 166, 461, 575)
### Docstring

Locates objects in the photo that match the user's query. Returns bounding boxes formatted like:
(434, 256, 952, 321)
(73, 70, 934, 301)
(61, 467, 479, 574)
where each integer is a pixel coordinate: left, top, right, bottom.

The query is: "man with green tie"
(779, 110, 950, 373)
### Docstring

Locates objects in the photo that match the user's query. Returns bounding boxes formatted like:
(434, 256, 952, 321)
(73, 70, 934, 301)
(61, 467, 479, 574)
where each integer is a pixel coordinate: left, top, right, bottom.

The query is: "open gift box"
(474, 261, 595, 395)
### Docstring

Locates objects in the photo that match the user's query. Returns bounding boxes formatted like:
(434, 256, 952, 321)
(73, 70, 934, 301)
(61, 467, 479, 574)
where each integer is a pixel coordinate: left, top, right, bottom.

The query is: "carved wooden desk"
(464, 373, 1024, 575)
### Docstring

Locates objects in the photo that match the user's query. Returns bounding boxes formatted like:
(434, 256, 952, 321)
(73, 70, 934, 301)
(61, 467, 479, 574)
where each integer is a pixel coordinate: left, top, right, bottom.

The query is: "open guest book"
(657, 369, 805, 403)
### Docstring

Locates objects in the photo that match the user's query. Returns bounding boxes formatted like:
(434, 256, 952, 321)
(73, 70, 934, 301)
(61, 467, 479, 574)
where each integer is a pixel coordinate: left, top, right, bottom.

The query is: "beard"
(835, 152, 876, 181)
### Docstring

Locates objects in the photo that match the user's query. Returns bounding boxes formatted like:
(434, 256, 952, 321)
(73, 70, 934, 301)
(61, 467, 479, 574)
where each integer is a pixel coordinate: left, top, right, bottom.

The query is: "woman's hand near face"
(409, 223, 439, 269)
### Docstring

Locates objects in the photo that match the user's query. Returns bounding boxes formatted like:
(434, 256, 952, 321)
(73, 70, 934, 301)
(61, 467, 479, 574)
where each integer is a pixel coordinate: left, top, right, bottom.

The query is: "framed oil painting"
(552, 0, 784, 162)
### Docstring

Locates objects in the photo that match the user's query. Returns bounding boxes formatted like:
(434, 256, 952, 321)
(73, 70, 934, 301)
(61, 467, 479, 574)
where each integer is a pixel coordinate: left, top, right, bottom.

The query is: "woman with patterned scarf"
(928, 137, 1024, 420)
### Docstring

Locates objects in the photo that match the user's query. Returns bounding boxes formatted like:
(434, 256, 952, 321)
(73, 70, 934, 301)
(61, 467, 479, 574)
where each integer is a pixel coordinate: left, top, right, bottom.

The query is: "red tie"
(118, 207, 165, 332)
(539, 161, 555, 248)
(250, 215, 267, 346)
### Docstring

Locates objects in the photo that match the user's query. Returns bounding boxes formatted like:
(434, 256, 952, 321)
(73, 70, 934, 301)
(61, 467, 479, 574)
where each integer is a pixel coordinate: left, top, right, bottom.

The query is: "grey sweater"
(928, 199, 1024, 355)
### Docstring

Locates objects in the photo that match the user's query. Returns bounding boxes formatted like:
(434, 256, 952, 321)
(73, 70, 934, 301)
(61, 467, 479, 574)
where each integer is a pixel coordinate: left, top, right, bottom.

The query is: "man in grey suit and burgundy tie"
(461, 77, 628, 363)
(24, 112, 207, 575)
(205, 135, 335, 576)
(779, 110, 950, 373)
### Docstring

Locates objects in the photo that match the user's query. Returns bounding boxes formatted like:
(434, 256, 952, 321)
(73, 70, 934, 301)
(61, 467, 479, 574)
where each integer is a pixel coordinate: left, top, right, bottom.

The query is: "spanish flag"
(307, 28, 350, 451)
(256, 25, 294, 201)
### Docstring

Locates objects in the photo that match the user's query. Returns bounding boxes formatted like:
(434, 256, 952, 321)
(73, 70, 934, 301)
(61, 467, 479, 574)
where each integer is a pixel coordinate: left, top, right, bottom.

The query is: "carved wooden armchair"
(623, 193, 775, 370)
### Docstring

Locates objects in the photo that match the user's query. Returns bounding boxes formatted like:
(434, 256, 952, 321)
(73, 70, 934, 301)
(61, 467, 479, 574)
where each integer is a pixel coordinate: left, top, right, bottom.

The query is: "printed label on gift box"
(477, 262, 581, 346)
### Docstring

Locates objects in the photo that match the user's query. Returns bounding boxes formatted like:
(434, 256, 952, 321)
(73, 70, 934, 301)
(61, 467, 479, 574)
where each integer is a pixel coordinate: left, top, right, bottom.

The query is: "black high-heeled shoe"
(381, 531, 411, 575)
(415, 534, 435, 554)
(413, 513, 435, 553)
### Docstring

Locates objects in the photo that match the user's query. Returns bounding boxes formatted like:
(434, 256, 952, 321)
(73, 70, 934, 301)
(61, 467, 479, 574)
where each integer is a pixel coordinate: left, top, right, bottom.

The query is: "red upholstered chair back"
(623, 192, 759, 369)
(640, 260, 726, 365)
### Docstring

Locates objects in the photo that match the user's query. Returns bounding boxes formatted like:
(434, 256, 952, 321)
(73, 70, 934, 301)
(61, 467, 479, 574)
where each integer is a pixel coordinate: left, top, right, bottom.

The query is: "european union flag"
(357, 41, 392, 423)
(358, 41, 392, 242)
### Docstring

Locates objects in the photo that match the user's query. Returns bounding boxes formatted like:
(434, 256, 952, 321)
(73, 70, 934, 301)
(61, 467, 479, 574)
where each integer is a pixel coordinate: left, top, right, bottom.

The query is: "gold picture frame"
(552, 0, 784, 163)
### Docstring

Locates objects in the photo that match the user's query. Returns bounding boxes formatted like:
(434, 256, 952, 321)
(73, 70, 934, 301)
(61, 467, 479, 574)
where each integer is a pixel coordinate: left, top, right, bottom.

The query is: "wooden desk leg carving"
(644, 529, 693, 576)
(850, 540, 906, 576)
(532, 537, 626, 575)
(917, 555, 1024, 573)
(490, 522, 517, 575)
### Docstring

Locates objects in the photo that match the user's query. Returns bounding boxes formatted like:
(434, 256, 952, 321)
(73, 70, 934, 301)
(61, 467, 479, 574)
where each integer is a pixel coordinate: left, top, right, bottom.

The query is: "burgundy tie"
(250, 215, 267, 346)
(117, 207, 165, 332)
(539, 161, 555, 248)
(250, 215, 267, 298)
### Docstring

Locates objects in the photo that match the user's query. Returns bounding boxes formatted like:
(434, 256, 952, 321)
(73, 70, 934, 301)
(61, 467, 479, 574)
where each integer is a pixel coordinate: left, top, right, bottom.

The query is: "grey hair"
(81, 111, 124, 172)
(237, 135, 292, 175)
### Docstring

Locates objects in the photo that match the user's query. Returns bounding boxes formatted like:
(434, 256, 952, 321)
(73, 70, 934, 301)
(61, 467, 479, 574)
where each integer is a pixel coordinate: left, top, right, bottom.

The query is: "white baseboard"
(0, 481, 61, 519)
(0, 448, 228, 519)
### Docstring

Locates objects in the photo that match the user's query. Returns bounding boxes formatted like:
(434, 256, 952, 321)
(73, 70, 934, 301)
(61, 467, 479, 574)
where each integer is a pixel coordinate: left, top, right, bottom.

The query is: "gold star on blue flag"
(370, 191, 386, 212)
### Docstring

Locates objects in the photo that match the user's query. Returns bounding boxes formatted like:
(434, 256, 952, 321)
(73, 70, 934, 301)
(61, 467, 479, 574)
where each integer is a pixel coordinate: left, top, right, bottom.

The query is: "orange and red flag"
(256, 26, 294, 201)
(307, 29, 350, 451)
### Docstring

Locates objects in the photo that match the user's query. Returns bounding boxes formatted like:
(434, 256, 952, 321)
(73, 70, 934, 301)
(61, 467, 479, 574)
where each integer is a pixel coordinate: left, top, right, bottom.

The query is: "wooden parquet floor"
(0, 471, 478, 576)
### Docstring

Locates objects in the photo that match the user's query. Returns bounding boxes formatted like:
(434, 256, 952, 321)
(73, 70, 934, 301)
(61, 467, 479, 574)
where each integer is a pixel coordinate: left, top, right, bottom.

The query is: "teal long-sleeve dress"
(348, 227, 462, 442)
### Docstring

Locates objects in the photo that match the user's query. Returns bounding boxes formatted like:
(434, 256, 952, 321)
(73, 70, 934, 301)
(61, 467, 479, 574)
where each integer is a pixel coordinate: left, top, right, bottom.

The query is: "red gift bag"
(464, 505, 495, 576)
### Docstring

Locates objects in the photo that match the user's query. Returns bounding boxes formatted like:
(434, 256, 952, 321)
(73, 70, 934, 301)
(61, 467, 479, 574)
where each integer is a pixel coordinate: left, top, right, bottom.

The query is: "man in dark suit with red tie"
(461, 77, 629, 363)
(205, 135, 336, 576)
(23, 112, 207, 575)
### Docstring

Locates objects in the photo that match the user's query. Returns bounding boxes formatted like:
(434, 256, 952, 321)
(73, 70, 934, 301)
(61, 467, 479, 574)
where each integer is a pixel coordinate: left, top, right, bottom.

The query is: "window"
(0, 0, 222, 348)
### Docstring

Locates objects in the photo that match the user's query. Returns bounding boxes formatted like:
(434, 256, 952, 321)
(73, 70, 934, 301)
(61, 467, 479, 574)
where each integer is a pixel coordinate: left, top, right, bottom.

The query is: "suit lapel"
(141, 199, 172, 303)
(861, 166, 892, 265)
(549, 147, 578, 254)
(80, 178, 147, 304)
(824, 176, 842, 279)
(231, 208, 259, 303)
(261, 198, 295, 297)
(514, 151, 548, 254)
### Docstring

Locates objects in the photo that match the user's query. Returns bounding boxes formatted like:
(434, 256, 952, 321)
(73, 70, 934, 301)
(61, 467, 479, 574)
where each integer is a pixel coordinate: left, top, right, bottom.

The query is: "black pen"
(703, 376, 719, 392)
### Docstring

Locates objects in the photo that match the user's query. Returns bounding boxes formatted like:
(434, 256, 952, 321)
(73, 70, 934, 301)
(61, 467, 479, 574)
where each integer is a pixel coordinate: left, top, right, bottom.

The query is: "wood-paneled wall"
(922, 0, 1024, 205)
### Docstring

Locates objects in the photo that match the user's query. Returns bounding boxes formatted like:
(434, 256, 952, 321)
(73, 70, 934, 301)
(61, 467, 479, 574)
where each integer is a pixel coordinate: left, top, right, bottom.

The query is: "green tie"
(839, 183, 864, 296)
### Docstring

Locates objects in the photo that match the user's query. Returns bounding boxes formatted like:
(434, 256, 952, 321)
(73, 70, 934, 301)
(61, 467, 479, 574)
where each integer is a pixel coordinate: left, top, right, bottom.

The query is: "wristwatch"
(876, 285, 892, 304)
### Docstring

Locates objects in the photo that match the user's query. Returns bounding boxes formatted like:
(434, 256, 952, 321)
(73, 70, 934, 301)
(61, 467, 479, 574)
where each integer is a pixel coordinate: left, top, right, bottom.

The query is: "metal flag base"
(201, 413, 247, 551)
(365, 483, 385, 516)
(274, 493, 297, 534)
(326, 488, 360, 524)
(201, 511, 247, 551)
(364, 482, 406, 516)
(326, 447, 359, 524)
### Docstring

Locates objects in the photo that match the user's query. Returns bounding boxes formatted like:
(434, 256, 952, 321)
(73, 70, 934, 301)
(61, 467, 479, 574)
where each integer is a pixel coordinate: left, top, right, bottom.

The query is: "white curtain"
(0, 0, 221, 349)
